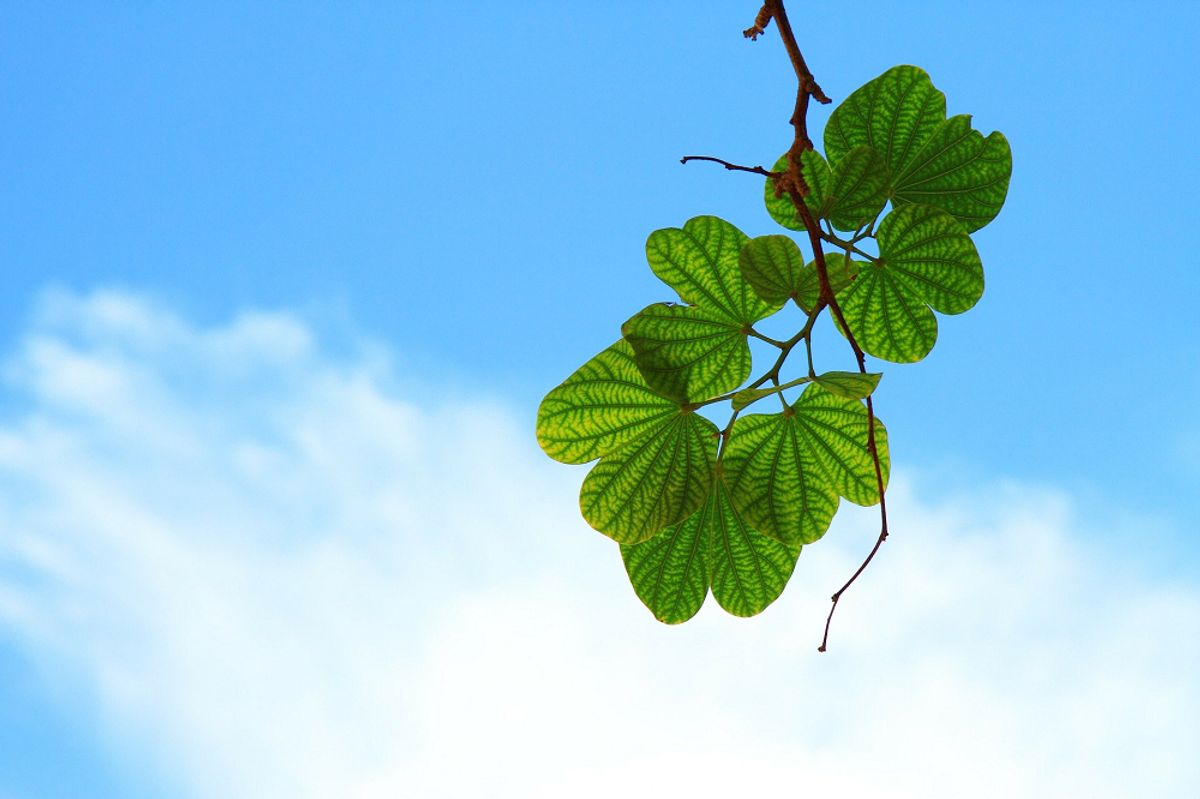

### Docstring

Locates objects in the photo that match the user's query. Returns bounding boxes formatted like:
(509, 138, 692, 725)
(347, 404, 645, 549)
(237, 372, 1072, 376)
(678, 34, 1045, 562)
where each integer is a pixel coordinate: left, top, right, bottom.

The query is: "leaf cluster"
(536, 65, 1010, 623)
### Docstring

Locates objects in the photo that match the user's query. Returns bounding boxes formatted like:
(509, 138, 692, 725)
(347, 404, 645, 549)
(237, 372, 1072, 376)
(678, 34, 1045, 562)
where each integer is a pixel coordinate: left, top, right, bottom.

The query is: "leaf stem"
(819, 230, 878, 262)
(747, 328, 787, 348)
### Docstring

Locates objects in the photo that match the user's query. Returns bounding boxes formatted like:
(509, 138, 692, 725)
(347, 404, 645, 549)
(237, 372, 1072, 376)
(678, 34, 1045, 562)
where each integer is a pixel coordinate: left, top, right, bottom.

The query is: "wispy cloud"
(1, 289, 1196, 798)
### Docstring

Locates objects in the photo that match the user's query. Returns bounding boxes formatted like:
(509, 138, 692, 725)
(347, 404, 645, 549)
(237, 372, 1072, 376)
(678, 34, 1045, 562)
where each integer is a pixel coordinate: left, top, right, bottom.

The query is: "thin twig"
(680, 156, 779, 178)
(818, 395, 890, 650)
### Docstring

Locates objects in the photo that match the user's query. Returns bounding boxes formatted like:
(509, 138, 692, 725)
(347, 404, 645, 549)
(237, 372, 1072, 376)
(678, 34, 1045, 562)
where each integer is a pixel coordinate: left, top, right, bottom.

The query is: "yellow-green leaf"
(622, 303, 750, 403)
(579, 411, 717, 544)
(536, 340, 679, 465)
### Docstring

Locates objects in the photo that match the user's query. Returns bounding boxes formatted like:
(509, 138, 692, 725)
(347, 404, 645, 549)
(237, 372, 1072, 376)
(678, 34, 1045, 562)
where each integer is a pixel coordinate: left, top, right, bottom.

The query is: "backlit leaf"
(833, 203, 981, 362)
(878, 203, 983, 314)
(834, 264, 939, 363)
(536, 340, 678, 465)
(739, 234, 806, 306)
(812, 370, 881, 400)
(892, 115, 1012, 232)
(731, 386, 779, 412)
(731, 376, 813, 412)
(824, 65, 1010, 231)
(791, 384, 889, 506)
(827, 144, 889, 232)
(579, 411, 717, 544)
(763, 151, 831, 231)
(620, 490, 711, 624)
(622, 303, 750, 403)
(825, 65, 946, 181)
(621, 473, 801, 622)
(722, 410, 840, 545)
(645, 216, 778, 325)
(707, 477, 801, 617)
(794, 252, 861, 312)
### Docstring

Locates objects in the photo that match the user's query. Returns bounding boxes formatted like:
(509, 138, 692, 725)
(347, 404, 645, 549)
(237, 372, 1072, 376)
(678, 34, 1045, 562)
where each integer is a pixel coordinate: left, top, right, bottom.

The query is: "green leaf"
(739, 234, 805, 306)
(827, 144, 889, 232)
(833, 203, 982, 362)
(878, 202, 983, 314)
(620, 473, 801, 622)
(536, 340, 678, 465)
(812, 370, 881, 400)
(645, 216, 779, 325)
(892, 116, 1012, 233)
(794, 252, 861, 312)
(763, 151, 831, 231)
(825, 65, 946, 181)
(731, 386, 778, 412)
(620, 489, 712, 624)
(824, 65, 1010, 231)
(707, 477, 801, 617)
(722, 410, 840, 545)
(731, 376, 813, 412)
(790, 384, 889, 506)
(579, 411, 717, 544)
(724, 385, 888, 544)
(834, 263, 938, 363)
(632, 217, 783, 402)
(621, 303, 750, 403)
(764, 148, 888, 234)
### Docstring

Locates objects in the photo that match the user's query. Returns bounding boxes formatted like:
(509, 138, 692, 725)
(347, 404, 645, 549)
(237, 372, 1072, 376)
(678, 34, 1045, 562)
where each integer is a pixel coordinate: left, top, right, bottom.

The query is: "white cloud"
(0, 289, 1197, 798)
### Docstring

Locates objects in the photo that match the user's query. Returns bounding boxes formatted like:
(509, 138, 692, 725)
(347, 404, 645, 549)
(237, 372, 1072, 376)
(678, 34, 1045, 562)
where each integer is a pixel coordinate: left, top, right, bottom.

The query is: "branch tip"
(743, 4, 774, 40)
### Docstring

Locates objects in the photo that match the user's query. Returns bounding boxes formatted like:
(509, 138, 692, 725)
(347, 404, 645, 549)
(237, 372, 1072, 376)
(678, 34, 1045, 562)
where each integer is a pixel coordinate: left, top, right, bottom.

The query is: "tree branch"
(749, 0, 890, 653)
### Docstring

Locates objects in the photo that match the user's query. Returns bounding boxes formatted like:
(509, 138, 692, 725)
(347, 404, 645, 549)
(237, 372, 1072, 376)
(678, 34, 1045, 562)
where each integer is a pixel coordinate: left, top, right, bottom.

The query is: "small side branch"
(680, 155, 779, 178)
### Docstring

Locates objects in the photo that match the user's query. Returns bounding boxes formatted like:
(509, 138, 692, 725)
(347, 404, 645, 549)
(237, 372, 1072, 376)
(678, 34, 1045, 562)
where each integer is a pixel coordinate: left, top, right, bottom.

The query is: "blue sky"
(1, 2, 1198, 797)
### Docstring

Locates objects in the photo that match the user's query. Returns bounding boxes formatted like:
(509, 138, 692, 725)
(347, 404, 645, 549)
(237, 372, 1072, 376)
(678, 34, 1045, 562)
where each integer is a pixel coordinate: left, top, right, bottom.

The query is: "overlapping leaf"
(621, 473, 800, 622)
(812, 370, 881, 400)
(892, 115, 1012, 233)
(763, 151, 831, 231)
(644, 215, 778, 324)
(627, 216, 782, 401)
(724, 384, 887, 545)
(763, 148, 888, 234)
(620, 490, 711, 623)
(708, 477, 800, 617)
(790, 384, 889, 507)
(794, 252, 861, 313)
(579, 411, 718, 545)
(825, 65, 946, 179)
(535, 339, 678, 464)
(622, 304, 754, 405)
(739, 234, 805, 306)
(881, 202, 984, 314)
(824, 65, 1011, 231)
(835, 203, 982, 362)
(826, 145, 889, 232)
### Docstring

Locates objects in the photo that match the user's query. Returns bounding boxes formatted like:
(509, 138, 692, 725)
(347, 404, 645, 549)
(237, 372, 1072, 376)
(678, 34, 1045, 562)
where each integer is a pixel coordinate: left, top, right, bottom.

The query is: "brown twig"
(743, 4, 773, 39)
(747, 0, 890, 653)
(679, 156, 779, 178)
(818, 395, 890, 651)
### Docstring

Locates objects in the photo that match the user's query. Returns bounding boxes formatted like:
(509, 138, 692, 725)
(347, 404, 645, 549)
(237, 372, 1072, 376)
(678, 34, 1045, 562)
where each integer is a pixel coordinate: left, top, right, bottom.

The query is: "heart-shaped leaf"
(621, 474, 801, 622)
(825, 65, 1011, 231)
